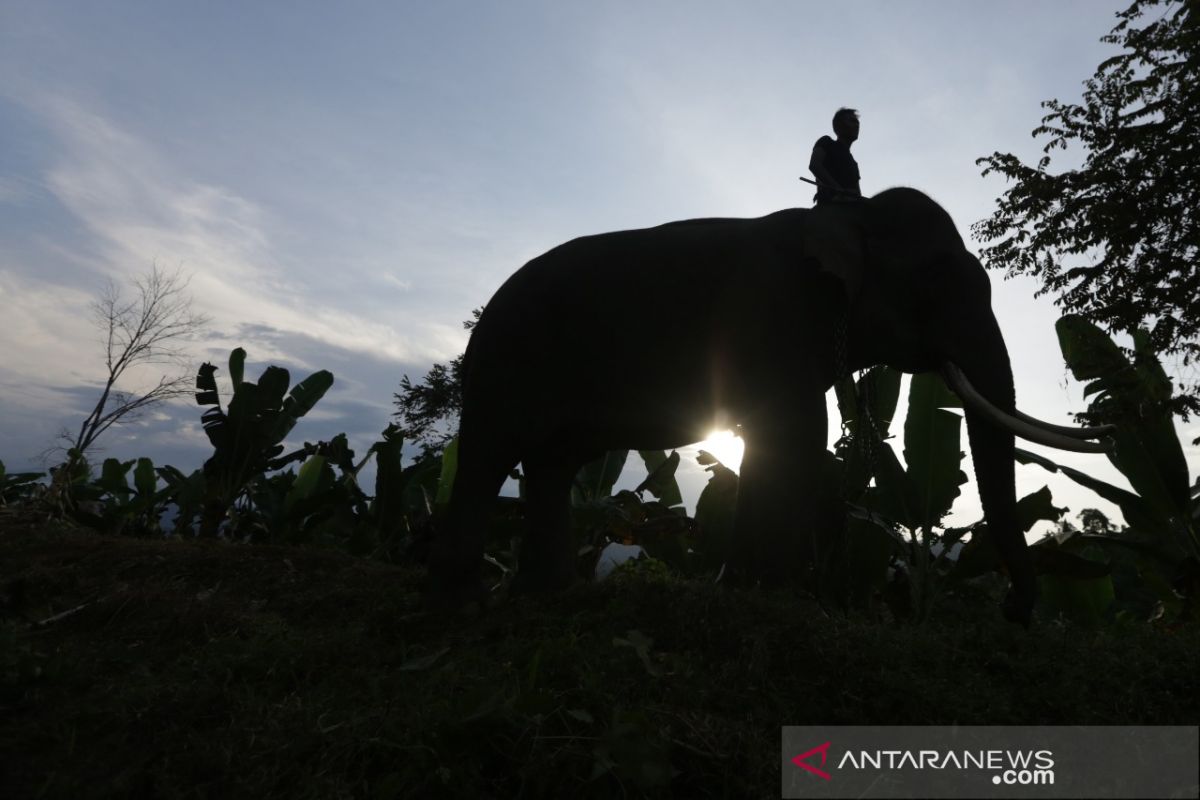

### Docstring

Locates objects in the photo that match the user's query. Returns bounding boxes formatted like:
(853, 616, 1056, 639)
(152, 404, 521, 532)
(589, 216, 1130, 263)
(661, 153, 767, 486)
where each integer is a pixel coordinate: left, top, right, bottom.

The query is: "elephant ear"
(802, 203, 866, 302)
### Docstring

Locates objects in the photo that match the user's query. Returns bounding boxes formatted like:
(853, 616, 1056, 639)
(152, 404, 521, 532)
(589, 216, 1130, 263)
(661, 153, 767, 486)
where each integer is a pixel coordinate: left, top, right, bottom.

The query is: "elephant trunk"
(950, 315, 1037, 626)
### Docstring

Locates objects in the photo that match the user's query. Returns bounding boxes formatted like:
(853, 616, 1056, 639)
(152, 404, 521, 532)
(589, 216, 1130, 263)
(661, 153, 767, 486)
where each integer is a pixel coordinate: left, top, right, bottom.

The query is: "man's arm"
(808, 145, 846, 193)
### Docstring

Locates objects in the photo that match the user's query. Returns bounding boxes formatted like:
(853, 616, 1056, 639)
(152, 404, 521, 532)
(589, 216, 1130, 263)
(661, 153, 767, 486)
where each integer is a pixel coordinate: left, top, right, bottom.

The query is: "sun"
(695, 429, 745, 472)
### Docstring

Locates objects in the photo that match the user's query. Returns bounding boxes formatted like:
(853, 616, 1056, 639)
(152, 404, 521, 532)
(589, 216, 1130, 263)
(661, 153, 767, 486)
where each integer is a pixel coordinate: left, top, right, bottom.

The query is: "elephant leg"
(511, 451, 581, 595)
(427, 431, 515, 609)
(733, 391, 835, 587)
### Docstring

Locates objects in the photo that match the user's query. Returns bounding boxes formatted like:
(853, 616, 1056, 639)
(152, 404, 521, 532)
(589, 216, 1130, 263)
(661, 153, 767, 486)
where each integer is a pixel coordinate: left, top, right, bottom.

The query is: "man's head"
(833, 107, 860, 142)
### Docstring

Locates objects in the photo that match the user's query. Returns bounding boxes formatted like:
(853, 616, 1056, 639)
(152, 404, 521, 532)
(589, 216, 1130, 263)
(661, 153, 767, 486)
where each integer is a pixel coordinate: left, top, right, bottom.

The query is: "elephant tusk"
(941, 363, 1116, 454)
(1010, 408, 1118, 439)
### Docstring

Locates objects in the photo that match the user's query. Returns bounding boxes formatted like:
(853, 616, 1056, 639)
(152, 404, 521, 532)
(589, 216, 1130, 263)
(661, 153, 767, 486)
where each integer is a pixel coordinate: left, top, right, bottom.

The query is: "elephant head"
(428, 187, 1113, 625)
(803, 189, 1112, 623)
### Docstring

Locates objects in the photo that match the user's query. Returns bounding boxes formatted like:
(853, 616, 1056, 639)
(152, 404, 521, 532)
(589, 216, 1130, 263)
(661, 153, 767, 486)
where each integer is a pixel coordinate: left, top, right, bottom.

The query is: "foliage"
(8, 344, 489, 561)
(1011, 315, 1199, 622)
(70, 456, 179, 537)
(833, 369, 972, 619)
(187, 351, 448, 556)
(692, 450, 739, 570)
(195, 347, 334, 536)
(854, 372, 968, 537)
(973, 0, 1200, 419)
(636, 449, 684, 508)
(572, 451, 631, 506)
(832, 367, 1100, 622)
(559, 451, 692, 585)
(227, 427, 449, 558)
(834, 365, 902, 502)
(369, 423, 444, 557)
(392, 308, 482, 458)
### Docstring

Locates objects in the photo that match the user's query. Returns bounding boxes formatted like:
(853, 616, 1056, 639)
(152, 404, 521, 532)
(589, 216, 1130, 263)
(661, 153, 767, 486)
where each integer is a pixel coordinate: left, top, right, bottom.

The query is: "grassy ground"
(2, 514, 1198, 799)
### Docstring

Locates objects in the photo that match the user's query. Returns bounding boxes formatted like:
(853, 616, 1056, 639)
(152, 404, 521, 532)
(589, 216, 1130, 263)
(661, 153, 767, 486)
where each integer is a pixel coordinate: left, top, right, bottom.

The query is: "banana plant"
(692, 449, 739, 571)
(194, 348, 333, 536)
(65, 456, 181, 536)
(837, 368, 1076, 618)
(571, 451, 630, 506)
(837, 370, 969, 617)
(568, 449, 688, 575)
(854, 371, 967, 536)
(366, 424, 452, 560)
(1009, 316, 1199, 620)
(833, 365, 903, 504)
(372, 423, 419, 540)
(242, 454, 345, 544)
(156, 464, 206, 535)
(634, 450, 684, 509)
(568, 450, 684, 508)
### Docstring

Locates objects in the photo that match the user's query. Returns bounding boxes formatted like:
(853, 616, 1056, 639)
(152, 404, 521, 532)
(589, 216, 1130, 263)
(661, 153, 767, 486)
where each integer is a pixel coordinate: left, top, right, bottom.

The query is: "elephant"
(428, 187, 1113, 625)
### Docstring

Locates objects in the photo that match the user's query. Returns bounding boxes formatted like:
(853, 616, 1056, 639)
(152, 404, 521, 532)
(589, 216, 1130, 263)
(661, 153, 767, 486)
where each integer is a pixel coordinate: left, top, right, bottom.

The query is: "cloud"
(0, 176, 41, 205)
(24, 96, 458, 369)
(380, 274, 413, 292)
(0, 271, 98, 385)
(0, 94, 466, 471)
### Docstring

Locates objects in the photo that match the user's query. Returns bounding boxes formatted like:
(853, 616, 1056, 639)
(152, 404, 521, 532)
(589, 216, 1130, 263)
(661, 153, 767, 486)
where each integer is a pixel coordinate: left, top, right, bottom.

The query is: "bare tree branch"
(61, 265, 209, 478)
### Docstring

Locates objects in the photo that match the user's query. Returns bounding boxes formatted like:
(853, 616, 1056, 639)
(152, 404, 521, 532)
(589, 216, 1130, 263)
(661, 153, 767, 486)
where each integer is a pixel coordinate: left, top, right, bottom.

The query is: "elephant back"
(799, 202, 866, 302)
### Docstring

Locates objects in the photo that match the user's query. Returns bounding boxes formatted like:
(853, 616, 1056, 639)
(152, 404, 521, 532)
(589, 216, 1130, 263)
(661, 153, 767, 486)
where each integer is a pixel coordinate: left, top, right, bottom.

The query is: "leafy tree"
(973, 0, 1199, 419)
(393, 308, 481, 459)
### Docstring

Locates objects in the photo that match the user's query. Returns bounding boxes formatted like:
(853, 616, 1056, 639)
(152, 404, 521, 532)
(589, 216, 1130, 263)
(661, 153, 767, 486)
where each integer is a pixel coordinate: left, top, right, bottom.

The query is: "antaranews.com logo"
(780, 726, 1198, 799)
(791, 741, 1056, 787)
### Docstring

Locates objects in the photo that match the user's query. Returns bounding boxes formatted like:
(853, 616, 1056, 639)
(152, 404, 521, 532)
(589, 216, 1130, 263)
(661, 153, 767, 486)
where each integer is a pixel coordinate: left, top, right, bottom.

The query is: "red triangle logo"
(791, 741, 832, 780)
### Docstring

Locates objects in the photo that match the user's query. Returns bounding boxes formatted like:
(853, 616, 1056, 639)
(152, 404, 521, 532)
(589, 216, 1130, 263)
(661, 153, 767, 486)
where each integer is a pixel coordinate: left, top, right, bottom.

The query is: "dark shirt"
(812, 135, 860, 203)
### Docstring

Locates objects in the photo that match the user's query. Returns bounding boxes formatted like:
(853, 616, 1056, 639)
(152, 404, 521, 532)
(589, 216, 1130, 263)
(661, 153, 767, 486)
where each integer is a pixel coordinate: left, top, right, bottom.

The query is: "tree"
(973, 0, 1200, 419)
(393, 308, 481, 459)
(52, 266, 207, 489)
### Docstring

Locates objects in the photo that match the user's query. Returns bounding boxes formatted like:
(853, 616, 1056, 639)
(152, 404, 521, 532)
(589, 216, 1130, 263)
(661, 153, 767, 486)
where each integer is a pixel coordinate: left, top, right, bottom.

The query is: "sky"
(1, 1, 1196, 536)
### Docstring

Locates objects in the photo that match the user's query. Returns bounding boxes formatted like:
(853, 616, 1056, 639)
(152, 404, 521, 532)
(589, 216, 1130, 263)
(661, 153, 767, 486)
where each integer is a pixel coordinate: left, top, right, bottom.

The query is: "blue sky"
(1, 2, 1195, 532)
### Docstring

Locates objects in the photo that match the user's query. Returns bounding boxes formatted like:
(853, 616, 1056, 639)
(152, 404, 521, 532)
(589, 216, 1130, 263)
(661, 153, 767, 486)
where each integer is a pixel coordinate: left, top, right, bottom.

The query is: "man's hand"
(799, 176, 860, 200)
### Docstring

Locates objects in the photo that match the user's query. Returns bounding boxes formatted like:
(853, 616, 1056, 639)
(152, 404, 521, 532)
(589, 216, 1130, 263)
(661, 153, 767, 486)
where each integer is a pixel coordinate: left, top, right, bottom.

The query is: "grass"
(2, 512, 1198, 798)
